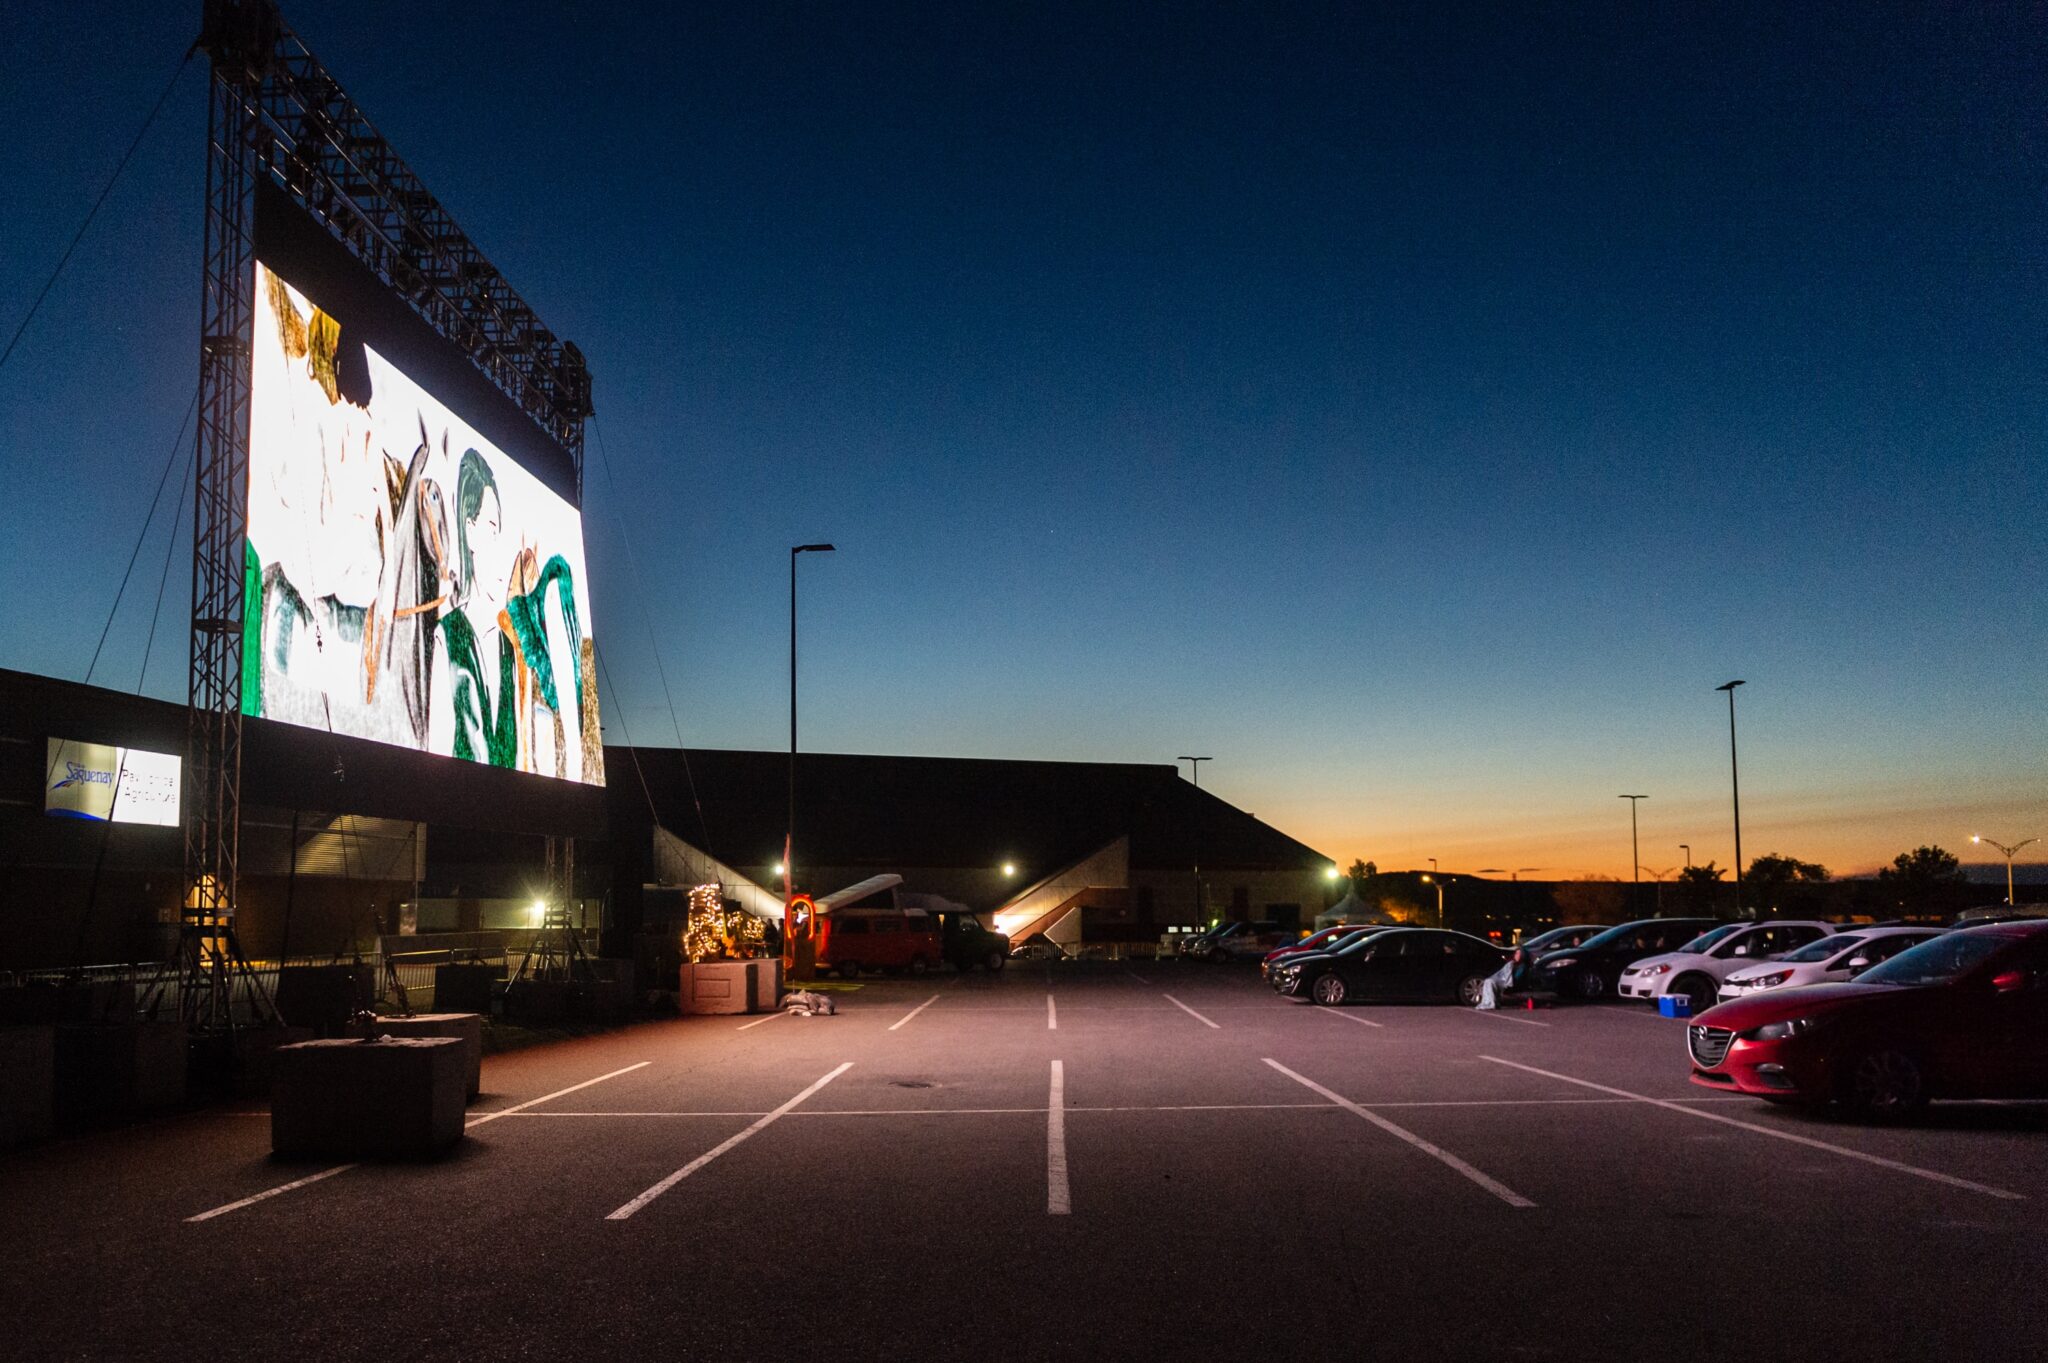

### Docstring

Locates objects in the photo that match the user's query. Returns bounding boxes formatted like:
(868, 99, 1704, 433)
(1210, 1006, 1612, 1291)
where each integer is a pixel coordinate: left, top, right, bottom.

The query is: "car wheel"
(1457, 974, 1489, 1007)
(1311, 974, 1347, 1006)
(1574, 968, 1606, 1000)
(1841, 1048, 1926, 1119)
(1676, 974, 1719, 1016)
(908, 956, 929, 977)
(986, 949, 1007, 973)
(837, 960, 861, 980)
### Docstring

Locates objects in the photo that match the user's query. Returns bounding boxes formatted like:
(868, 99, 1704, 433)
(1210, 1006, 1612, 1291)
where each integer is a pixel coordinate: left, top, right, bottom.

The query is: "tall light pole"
(787, 544, 835, 911)
(1973, 834, 2038, 908)
(1179, 756, 1210, 925)
(1716, 680, 1746, 915)
(1680, 843, 1691, 868)
(1619, 795, 1647, 914)
(1420, 873, 1447, 929)
(1639, 865, 1677, 915)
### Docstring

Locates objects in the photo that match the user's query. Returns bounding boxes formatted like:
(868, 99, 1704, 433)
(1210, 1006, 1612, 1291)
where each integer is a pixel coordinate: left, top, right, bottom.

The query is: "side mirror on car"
(1731, 944, 1749, 956)
(1846, 957, 1873, 974)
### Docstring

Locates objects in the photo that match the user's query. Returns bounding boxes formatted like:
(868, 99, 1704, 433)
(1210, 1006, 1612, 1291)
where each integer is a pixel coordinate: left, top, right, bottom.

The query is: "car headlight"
(1639, 963, 1672, 977)
(1749, 971, 1792, 988)
(1750, 1016, 1825, 1041)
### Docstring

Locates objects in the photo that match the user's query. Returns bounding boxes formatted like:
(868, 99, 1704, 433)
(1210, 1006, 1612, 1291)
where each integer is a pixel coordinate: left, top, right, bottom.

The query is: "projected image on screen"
(245, 262, 604, 786)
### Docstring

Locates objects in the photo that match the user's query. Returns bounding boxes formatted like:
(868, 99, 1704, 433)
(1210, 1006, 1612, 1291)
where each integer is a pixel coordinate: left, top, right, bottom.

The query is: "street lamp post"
(1619, 795, 1647, 913)
(1420, 873, 1447, 930)
(787, 544, 836, 912)
(1973, 834, 2038, 908)
(1716, 680, 1746, 914)
(1680, 843, 1691, 868)
(1639, 865, 1677, 915)
(1179, 756, 1210, 925)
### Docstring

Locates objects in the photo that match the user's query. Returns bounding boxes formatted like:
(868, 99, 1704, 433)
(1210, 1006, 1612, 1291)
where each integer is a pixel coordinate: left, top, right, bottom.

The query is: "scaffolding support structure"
(181, 0, 593, 1029)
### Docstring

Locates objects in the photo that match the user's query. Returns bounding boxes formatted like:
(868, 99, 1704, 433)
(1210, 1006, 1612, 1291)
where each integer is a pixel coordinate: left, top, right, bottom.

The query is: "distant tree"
(1744, 853, 1829, 914)
(1676, 861, 1727, 914)
(1345, 858, 1378, 899)
(1876, 845, 1970, 917)
(1552, 877, 1627, 924)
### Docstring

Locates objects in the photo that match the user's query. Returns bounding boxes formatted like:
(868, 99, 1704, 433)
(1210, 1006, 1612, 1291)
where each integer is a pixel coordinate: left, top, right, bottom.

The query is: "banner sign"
(43, 739, 182, 826)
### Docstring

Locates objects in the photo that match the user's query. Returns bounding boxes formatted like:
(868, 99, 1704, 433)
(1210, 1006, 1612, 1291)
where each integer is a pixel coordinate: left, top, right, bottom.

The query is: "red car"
(1261, 925, 1386, 979)
(1687, 921, 2048, 1118)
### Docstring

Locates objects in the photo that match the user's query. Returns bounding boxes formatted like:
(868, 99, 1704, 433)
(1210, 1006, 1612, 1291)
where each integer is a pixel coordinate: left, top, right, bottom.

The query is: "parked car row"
(1688, 920, 2048, 1117)
(1266, 927, 1509, 1006)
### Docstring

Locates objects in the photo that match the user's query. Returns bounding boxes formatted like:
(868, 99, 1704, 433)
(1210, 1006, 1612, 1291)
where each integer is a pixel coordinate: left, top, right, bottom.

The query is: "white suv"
(1617, 920, 1835, 1014)
(1716, 926, 1944, 1001)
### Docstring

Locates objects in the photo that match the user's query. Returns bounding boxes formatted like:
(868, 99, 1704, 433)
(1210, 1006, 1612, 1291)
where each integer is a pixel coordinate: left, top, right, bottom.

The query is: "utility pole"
(1619, 795, 1647, 915)
(1973, 834, 2038, 908)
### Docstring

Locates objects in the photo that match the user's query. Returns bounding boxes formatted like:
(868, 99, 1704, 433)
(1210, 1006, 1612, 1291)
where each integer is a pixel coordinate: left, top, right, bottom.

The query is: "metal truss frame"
(183, 0, 592, 1025)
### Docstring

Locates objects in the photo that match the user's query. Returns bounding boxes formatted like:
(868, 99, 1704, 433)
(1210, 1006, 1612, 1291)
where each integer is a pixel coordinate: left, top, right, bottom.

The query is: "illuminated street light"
(1419, 873, 1448, 929)
(1973, 834, 2038, 907)
(1716, 680, 1746, 914)
(787, 543, 836, 915)
(1002, 862, 1017, 877)
(1323, 864, 1341, 881)
(773, 862, 786, 878)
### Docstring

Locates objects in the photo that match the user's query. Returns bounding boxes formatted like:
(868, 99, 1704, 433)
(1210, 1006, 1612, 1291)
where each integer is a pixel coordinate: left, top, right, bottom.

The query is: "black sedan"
(1526, 917, 1719, 1000)
(1275, 928, 1509, 1006)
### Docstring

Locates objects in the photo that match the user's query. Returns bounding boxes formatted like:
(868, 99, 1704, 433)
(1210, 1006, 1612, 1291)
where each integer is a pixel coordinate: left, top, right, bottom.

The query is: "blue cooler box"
(1658, 996, 1692, 1019)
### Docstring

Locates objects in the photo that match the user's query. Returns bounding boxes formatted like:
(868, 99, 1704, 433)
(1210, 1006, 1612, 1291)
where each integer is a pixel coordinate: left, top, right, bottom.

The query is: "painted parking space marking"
(888, 994, 942, 1031)
(1264, 1059, 1535, 1208)
(1047, 1060, 1070, 1215)
(1465, 1008, 1549, 1028)
(1311, 1007, 1385, 1029)
(1047, 994, 1057, 1030)
(465, 1062, 654, 1130)
(737, 1010, 787, 1031)
(1480, 1057, 2025, 1202)
(186, 1061, 651, 1223)
(185, 1162, 357, 1223)
(606, 1062, 853, 1220)
(1162, 994, 1222, 1028)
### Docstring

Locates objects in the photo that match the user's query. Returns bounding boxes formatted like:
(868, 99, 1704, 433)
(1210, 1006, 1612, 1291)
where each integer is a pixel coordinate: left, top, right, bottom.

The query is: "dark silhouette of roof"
(605, 746, 1329, 877)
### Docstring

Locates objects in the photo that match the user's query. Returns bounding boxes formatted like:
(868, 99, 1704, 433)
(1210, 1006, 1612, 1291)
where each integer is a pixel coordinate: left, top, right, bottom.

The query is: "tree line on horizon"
(1337, 846, 1988, 928)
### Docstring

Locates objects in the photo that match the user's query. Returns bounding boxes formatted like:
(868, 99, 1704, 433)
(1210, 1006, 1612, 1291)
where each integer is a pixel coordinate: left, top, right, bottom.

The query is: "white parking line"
(464, 1062, 654, 1129)
(187, 1060, 652, 1224)
(1047, 1060, 1070, 1215)
(888, 994, 942, 1032)
(1162, 993, 1221, 1029)
(185, 1163, 357, 1223)
(606, 1063, 853, 1220)
(1047, 995, 1057, 1030)
(1312, 1007, 1385, 1029)
(1467, 1008, 1549, 1028)
(1479, 1057, 2026, 1202)
(1126, 970, 1151, 985)
(737, 1010, 787, 1031)
(1264, 1059, 1536, 1208)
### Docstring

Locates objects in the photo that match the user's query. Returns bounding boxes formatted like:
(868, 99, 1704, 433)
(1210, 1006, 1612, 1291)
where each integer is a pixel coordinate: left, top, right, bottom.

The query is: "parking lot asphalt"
(6, 962, 2046, 1361)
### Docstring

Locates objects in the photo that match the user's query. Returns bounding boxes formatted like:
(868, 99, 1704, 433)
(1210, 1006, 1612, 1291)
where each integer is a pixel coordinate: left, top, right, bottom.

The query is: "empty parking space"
(11, 961, 2048, 1360)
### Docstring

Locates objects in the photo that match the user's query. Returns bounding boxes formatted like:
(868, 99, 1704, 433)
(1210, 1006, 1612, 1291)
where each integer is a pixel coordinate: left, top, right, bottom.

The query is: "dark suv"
(1528, 918, 1720, 1000)
(938, 912, 1011, 972)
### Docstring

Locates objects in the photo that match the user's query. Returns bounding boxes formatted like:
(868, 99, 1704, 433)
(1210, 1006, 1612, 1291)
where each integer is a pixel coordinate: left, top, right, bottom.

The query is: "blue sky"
(1, 2, 2042, 878)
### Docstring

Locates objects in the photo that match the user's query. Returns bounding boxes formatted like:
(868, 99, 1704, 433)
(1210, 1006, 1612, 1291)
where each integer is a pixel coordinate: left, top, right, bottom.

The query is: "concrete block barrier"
(0, 1025, 56, 1147)
(271, 1037, 467, 1159)
(371, 1013, 484, 1101)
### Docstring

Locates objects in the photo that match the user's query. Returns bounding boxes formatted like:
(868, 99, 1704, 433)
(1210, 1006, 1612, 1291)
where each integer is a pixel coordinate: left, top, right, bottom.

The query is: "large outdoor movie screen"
(244, 260, 604, 786)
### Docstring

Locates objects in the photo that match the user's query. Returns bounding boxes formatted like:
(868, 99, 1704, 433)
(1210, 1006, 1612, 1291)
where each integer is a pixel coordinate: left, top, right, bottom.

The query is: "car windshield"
(1571, 920, 1702, 952)
(1857, 932, 2015, 987)
(1521, 927, 1577, 952)
(1783, 935, 1862, 964)
(1676, 923, 1746, 954)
